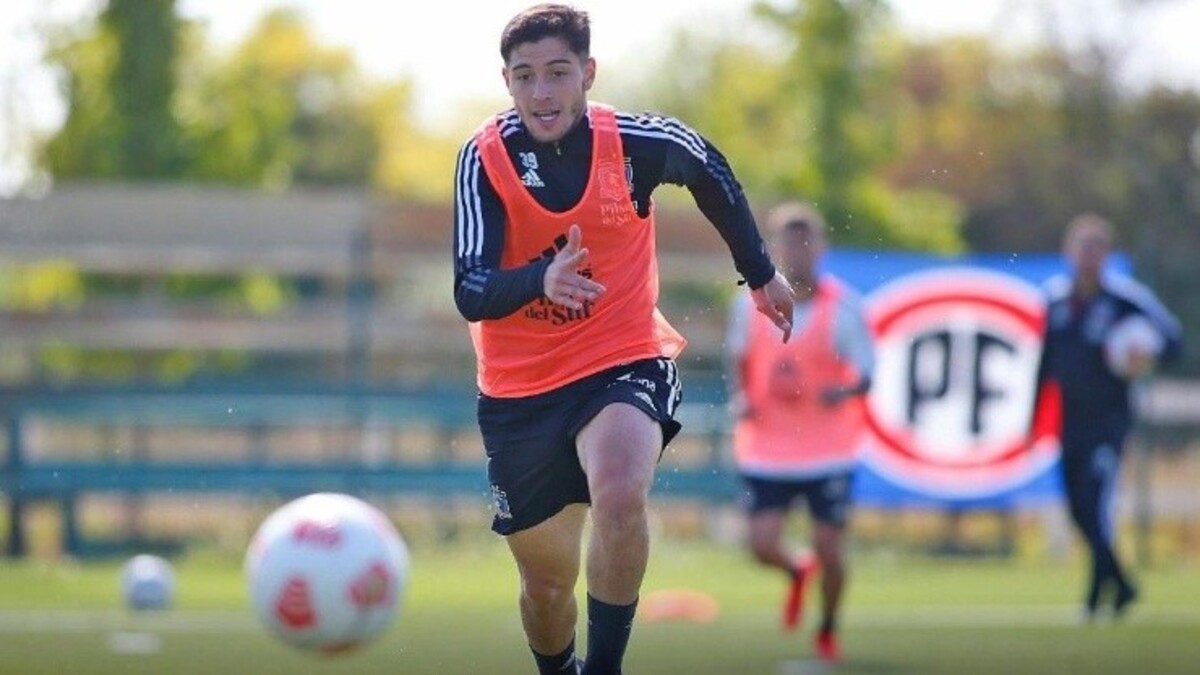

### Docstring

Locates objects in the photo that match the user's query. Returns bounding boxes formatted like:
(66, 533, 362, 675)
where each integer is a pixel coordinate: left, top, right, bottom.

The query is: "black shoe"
(1113, 584, 1139, 618)
(1084, 586, 1102, 618)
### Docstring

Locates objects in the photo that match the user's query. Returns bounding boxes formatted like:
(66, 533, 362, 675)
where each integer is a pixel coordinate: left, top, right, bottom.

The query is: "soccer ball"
(1104, 314, 1164, 379)
(120, 554, 176, 611)
(245, 492, 409, 653)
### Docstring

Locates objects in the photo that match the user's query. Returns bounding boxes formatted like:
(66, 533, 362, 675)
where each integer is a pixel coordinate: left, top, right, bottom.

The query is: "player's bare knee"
(521, 573, 576, 610)
(589, 484, 648, 533)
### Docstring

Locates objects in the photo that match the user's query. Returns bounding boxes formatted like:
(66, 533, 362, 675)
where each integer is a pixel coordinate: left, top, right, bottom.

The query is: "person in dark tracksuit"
(1036, 213, 1183, 620)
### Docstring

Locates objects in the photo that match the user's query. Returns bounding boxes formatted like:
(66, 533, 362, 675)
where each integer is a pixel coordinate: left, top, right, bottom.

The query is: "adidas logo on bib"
(521, 169, 545, 188)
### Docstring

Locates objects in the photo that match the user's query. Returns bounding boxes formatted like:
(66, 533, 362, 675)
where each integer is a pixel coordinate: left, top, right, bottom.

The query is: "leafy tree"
(41, 13, 123, 178)
(370, 80, 462, 199)
(611, 32, 801, 201)
(42, 0, 182, 179)
(40, 4, 422, 191)
(754, 0, 885, 217)
(755, 0, 965, 251)
(103, 0, 183, 177)
(1118, 88, 1200, 371)
(881, 37, 1072, 251)
(181, 8, 379, 187)
(612, 1, 963, 252)
(31, 4, 423, 382)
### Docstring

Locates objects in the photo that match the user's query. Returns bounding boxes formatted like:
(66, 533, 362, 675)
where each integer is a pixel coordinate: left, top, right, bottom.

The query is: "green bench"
(1, 380, 735, 557)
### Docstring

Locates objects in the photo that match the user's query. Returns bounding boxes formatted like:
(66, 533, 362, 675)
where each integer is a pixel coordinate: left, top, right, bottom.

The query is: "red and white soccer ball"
(245, 492, 410, 653)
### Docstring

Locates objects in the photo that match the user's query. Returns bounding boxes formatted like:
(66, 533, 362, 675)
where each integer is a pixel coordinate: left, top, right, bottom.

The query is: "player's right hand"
(751, 271, 796, 343)
(1123, 346, 1156, 379)
(543, 224, 606, 310)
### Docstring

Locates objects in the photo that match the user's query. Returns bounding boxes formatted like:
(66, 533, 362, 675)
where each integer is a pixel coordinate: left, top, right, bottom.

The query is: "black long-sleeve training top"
(1037, 271, 1183, 439)
(452, 106, 775, 322)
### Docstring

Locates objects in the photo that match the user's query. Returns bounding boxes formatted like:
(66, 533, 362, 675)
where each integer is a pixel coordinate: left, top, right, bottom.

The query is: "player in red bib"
(727, 203, 874, 663)
(453, 5, 795, 674)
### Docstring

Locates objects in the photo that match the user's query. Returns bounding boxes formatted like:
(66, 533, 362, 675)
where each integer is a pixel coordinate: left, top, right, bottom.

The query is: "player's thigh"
(572, 357, 682, 491)
(812, 521, 846, 561)
(507, 502, 589, 586)
(747, 509, 788, 548)
(576, 403, 661, 494)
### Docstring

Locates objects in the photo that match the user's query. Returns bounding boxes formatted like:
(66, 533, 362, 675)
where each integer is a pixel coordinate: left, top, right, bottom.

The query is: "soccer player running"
(1036, 213, 1182, 620)
(452, 5, 795, 674)
(726, 203, 874, 663)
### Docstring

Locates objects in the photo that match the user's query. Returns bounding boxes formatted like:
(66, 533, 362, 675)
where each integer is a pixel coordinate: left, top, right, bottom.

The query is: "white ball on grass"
(120, 554, 176, 611)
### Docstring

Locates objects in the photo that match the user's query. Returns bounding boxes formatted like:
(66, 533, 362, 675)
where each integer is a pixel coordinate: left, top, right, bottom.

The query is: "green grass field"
(0, 535, 1198, 675)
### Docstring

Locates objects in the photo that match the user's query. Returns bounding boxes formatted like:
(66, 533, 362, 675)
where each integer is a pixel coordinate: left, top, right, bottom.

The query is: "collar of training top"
(509, 108, 592, 155)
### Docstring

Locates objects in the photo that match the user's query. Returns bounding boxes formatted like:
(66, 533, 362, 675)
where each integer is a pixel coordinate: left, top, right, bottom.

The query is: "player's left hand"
(751, 271, 796, 343)
(1124, 346, 1156, 379)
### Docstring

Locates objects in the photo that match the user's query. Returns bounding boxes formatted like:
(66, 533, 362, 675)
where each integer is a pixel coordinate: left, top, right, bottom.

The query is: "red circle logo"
(862, 269, 1059, 498)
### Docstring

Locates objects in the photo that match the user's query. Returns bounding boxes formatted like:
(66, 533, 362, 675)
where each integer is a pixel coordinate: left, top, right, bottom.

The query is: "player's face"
(504, 37, 595, 144)
(1066, 226, 1111, 279)
(776, 227, 824, 287)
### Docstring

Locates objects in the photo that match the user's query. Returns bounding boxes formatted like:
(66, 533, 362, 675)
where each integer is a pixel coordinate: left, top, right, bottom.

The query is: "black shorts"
(739, 472, 855, 527)
(478, 357, 683, 536)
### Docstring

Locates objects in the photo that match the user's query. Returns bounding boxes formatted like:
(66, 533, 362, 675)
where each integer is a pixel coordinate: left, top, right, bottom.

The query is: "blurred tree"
(1119, 88, 1200, 371)
(181, 8, 378, 187)
(40, 4, 429, 191)
(40, 14, 121, 177)
(881, 37, 1072, 251)
(879, 3, 1199, 259)
(1121, 89, 1200, 255)
(616, 32, 801, 200)
(370, 80, 465, 199)
(753, 0, 964, 251)
(754, 0, 886, 221)
(619, 1, 964, 252)
(104, 0, 183, 178)
(42, 0, 183, 179)
(31, 5, 433, 382)
(0, 262, 86, 311)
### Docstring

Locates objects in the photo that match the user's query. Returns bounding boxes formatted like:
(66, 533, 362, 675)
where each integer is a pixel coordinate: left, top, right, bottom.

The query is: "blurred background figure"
(1036, 212, 1183, 620)
(725, 202, 874, 662)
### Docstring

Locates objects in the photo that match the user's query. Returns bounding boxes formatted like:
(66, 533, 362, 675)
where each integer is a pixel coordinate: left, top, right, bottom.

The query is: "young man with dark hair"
(452, 4, 795, 673)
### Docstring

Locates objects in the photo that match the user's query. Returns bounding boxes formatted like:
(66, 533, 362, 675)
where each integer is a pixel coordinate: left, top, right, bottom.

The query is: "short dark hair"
(500, 4, 590, 64)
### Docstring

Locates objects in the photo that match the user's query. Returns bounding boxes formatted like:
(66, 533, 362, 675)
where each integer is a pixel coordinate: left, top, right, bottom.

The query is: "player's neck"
(1072, 274, 1102, 299)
